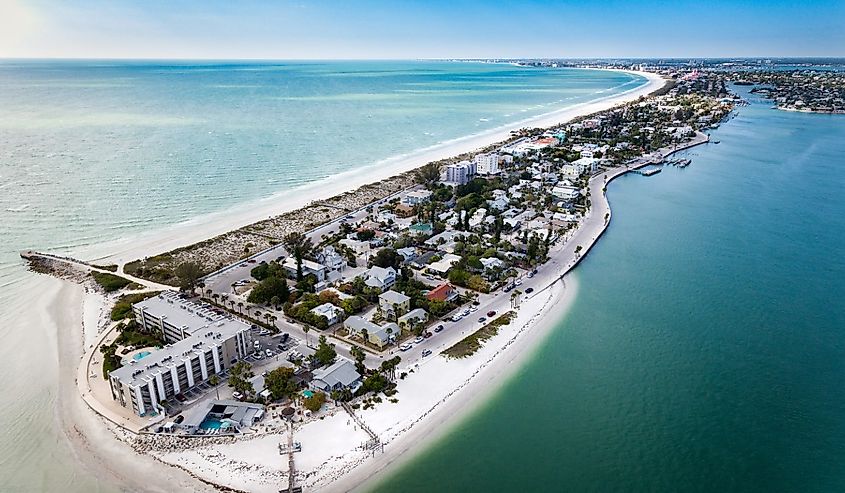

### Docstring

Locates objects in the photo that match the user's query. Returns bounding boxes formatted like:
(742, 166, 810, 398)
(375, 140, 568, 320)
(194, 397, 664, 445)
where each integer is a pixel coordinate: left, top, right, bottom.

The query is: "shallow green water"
(374, 88, 845, 492)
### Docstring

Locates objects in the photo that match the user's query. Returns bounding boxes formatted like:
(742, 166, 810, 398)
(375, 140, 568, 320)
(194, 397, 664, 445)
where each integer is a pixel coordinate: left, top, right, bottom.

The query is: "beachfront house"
(310, 303, 345, 326)
(398, 308, 429, 333)
(402, 189, 433, 206)
(378, 290, 411, 320)
(310, 360, 362, 394)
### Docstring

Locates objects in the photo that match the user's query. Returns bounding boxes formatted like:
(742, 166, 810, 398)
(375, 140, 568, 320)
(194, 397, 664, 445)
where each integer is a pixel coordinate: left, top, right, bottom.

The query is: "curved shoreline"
(82, 69, 664, 266)
(47, 68, 669, 492)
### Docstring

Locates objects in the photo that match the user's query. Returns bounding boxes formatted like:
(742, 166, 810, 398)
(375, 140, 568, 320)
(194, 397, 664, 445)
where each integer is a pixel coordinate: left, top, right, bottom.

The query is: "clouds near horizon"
(1, 0, 843, 59)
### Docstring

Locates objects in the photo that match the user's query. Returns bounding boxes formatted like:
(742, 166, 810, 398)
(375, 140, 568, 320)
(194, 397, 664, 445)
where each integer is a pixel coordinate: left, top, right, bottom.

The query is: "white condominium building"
(475, 152, 500, 175)
(445, 160, 476, 185)
(109, 292, 252, 416)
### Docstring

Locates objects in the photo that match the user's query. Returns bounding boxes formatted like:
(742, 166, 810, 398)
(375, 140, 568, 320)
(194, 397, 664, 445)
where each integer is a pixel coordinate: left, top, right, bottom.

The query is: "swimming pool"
(132, 351, 151, 361)
(199, 418, 223, 430)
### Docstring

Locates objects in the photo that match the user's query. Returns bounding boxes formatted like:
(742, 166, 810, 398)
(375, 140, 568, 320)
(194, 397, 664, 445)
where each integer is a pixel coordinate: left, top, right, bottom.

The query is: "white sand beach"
(35, 68, 667, 492)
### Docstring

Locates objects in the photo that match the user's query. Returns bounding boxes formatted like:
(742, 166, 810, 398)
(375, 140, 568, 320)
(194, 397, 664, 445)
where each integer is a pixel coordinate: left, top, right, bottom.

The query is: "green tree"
(350, 345, 366, 374)
(228, 361, 255, 397)
(313, 335, 337, 367)
(303, 392, 326, 412)
(174, 261, 203, 291)
(371, 247, 400, 269)
(283, 232, 314, 281)
(414, 162, 442, 188)
(265, 366, 298, 401)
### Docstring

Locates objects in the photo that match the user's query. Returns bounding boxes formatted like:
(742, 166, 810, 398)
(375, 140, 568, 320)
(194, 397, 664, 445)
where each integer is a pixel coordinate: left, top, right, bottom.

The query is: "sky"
(1, 0, 843, 59)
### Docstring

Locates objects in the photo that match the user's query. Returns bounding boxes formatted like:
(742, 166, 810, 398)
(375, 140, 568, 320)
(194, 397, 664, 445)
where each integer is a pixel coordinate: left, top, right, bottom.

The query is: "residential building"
(310, 303, 345, 326)
(112, 292, 252, 416)
(480, 257, 506, 271)
(310, 360, 362, 394)
(398, 308, 429, 332)
(344, 316, 399, 349)
(317, 246, 346, 273)
(282, 257, 327, 282)
(475, 152, 500, 175)
(551, 185, 581, 201)
(444, 160, 476, 185)
(179, 400, 265, 434)
(427, 253, 462, 276)
(427, 282, 459, 302)
(402, 189, 433, 206)
(379, 290, 411, 320)
(573, 157, 600, 174)
(363, 265, 397, 292)
(396, 247, 419, 264)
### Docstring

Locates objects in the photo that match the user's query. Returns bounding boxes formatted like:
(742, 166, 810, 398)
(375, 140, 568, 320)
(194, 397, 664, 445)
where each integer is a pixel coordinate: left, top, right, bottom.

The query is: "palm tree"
(237, 301, 244, 314)
(205, 289, 212, 299)
(196, 282, 205, 297)
(283, 232, 314, 281)
(386, 327, 394, 344)
(360, 328, 368, 346)
(303, 325, 311, 347)
(211, 293, 219, 304)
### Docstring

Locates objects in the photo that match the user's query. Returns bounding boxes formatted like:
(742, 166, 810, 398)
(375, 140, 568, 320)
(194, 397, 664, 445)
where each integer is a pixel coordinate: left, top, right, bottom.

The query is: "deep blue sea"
(0, 61, 643, 491)
(373, 86, 845, 492)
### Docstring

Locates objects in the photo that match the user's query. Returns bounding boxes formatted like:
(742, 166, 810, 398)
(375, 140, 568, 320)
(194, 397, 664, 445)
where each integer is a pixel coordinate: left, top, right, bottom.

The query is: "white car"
(469, 306, 478, 313)
(232, 391, 243, 400)
(413, 336, 424, 344)
(265, 349, 274, 358)
(451, 314, 463, 322)
(515, 279, 523, 286)
(399, 343, 413, 352)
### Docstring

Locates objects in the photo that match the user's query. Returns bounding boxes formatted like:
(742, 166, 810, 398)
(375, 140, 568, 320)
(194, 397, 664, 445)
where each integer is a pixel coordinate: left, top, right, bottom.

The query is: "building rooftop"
(379, 290, 410, 304)
(312, 360, 361, 390)
(112, 292, 250, 387)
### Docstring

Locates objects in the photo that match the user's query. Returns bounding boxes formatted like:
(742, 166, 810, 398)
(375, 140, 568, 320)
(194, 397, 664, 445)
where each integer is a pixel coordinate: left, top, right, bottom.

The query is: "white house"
(427, 253, 462, 276)
(283, 257, 327, 282)
(363, 266, 397, 292)
(317, 246, 346, 273)
(402, 189, 433, 206)
(551, 185, 580, 201)
(310, 303, 345, 326)
(479, 257, 506, 271)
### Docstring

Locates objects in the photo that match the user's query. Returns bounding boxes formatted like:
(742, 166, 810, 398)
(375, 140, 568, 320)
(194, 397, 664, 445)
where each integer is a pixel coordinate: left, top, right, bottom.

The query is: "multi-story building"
(110, 292, 252, 416)
(475, 152, 500, 175)
(444, 160, 476, 185)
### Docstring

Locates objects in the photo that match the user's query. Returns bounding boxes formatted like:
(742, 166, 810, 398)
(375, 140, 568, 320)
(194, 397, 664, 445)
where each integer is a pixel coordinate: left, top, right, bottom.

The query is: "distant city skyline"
(1, 0, 844, 59)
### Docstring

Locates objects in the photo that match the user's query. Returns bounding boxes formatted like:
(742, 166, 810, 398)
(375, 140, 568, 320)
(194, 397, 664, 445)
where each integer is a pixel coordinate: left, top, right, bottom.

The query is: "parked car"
(434, 324, 444, 333)
(421, 349, 432, 357)
(469, 306, 478, 313)
(423, 331, 432, 339)
(414, 336, 424, 344)
(525, 287, 534, 294)
(487, 310, 496, 317)
(528, 271, 535, 278)
(265, 349, 274, 358)
(232, 391, 243, 400)
(451, 314, 463, 322)
(478, 317, 486, 323)
(515, 279, 523, 286)
(399, 343, 413, 352)
(253, 340, 261, 350)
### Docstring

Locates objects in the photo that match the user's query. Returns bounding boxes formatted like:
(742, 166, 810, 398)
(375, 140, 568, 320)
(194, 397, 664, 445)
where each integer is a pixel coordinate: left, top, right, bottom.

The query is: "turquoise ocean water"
(374, 86, 845, 492)
(0, 61, 643, 491)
